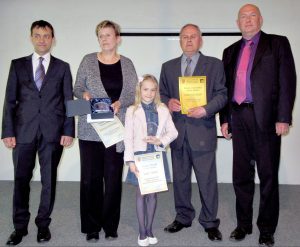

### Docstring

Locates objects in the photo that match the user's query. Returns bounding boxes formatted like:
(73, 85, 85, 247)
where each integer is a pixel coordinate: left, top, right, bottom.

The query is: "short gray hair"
(179, 24, 202, 36)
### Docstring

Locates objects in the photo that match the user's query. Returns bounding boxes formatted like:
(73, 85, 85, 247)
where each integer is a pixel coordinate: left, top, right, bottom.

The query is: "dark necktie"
(234, 40, 252, 104)
(35, 57, 45, 91)
(184, 57, 192, 76)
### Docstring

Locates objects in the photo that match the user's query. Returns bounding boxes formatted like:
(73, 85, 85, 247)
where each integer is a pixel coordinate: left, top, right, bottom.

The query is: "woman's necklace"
(97, 52, 120, 64)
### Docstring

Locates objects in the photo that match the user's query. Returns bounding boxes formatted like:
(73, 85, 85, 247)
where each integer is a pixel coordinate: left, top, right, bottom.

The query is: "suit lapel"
(24, 55, 37, 90)
(194, 52, 207, 76)
(174, 56, 182, 78)
(252, 32, 268, 71)
(40, 55, 56, 90)
(25, 55, 34, 82)
(227, 40, 243, 96)
(230, 40, 243, 76)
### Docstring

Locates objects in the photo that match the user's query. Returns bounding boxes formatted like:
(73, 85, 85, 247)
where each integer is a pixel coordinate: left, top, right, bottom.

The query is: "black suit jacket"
(1, 54, 75, 143)
(220, 31, 296, 131)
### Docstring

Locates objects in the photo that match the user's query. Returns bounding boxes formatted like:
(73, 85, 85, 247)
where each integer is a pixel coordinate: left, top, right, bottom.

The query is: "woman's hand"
(83, 92, 92, 101)
(111, 100, 121, 114)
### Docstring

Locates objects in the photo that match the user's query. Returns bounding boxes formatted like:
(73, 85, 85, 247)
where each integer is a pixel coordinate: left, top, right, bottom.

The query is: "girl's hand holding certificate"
(129, 162, 139, 178)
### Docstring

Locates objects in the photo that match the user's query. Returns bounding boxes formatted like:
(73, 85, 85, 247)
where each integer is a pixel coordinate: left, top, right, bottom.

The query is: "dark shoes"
(105, 231, 118, 240)
(164, 220, 191, 233)
(7, 228, 51, 245)
(86, 232, 99, 242)
(6, 230, 28, 245)
(37, 227, 51, 242)
(164, 220, 221, 241)
(205, 227, 222, 241)
(230, 227, 252, 241)
(259, 233, 274, 247)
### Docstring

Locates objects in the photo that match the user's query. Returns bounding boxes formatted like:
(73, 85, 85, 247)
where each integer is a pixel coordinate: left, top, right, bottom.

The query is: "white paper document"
(134, 152, 168, 195)
(91, 116, 124, 148)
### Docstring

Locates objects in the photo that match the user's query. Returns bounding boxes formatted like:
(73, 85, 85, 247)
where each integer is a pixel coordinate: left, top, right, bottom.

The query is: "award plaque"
(90, 98, 114, 120)
(65, 97, 114, 122)
(179, 76, 207, 114)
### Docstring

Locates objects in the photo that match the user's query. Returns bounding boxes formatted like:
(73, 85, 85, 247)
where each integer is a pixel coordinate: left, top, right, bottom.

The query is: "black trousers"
(12, 131, 63, 231)
(79, 140, 124, 234)
(231, 104, 281, 234)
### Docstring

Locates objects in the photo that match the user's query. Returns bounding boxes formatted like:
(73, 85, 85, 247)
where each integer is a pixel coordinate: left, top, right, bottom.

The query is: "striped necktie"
(184, 57, 192, 76)
(35, 57, 45, 91)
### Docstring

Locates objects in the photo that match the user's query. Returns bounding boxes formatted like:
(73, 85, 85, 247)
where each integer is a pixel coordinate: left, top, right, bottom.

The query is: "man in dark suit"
(159, 24, 227, 241)
(2, 20, 75, 245)
(220, 4, 296, 247)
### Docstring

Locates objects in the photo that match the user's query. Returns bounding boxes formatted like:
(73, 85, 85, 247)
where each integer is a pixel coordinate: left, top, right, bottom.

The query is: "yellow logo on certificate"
(179, 76, 207, 114)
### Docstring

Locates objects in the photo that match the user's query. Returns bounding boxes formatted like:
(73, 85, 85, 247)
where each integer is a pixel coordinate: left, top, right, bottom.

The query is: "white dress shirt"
(32, 52, 51, 80)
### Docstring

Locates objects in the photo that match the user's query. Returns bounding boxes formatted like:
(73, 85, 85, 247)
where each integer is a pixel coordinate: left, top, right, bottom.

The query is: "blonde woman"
(74, 20, 138, 241)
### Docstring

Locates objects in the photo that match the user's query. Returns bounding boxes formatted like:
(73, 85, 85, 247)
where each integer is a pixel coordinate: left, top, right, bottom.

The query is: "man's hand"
(3, 137, 16, 148)
(221, 123, 232, 139)
(276, 122, 290, 136)
(168, 98, 181, 112)
(187, 106, 207, 118)
(60, 136, 73, 147)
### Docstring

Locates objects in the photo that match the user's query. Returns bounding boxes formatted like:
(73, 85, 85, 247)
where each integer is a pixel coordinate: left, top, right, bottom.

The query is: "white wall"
(0, 0, 299, 184)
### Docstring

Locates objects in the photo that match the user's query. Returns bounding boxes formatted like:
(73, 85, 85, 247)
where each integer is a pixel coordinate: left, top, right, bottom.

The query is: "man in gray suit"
(159, 24, 227, 241)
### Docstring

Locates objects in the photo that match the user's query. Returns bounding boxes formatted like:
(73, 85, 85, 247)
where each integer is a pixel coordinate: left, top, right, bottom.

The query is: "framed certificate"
(134, 152, 168, 195)
(179, 76, 207, 114)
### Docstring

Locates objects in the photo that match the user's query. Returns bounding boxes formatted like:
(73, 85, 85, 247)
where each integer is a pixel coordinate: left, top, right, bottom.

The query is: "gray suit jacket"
(74, 53, 138, 152)
(159, 52, 227, 151)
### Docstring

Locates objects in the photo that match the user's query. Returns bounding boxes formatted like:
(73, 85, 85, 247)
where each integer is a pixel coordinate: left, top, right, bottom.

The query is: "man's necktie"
(234, 40, 252, 104)
(184, 57, 192, 76)
(35, 57, 45, 91)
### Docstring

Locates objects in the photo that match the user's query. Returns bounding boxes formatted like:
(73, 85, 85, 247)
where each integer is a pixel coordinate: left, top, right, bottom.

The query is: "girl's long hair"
(133, 74, 162, 112)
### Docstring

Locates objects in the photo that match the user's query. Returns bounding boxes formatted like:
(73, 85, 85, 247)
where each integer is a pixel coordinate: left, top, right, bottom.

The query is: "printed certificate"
(179, 76, 207, 114)
(134, 152, 168, 195)
(91, 116, 124, 148)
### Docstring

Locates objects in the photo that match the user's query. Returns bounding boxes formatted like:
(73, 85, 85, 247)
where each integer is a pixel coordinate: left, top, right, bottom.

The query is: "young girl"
(124, 74, 178, 246)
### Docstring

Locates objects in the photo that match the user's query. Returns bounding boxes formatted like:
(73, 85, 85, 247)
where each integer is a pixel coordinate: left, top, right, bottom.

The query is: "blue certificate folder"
(66, 98, 114, 120)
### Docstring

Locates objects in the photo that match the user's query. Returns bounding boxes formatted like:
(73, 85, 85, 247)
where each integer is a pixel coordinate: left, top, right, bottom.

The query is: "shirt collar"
(181, 52, 200, 64)
(33, 52, 51, 62)
(141, 101, 156, 110)
(243, 31, 261, 45)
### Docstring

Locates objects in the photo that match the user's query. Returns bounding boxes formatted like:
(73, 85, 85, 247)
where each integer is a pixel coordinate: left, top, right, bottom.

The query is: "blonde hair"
(95, 20, 121, 37)
(133, 74, 162, 112)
